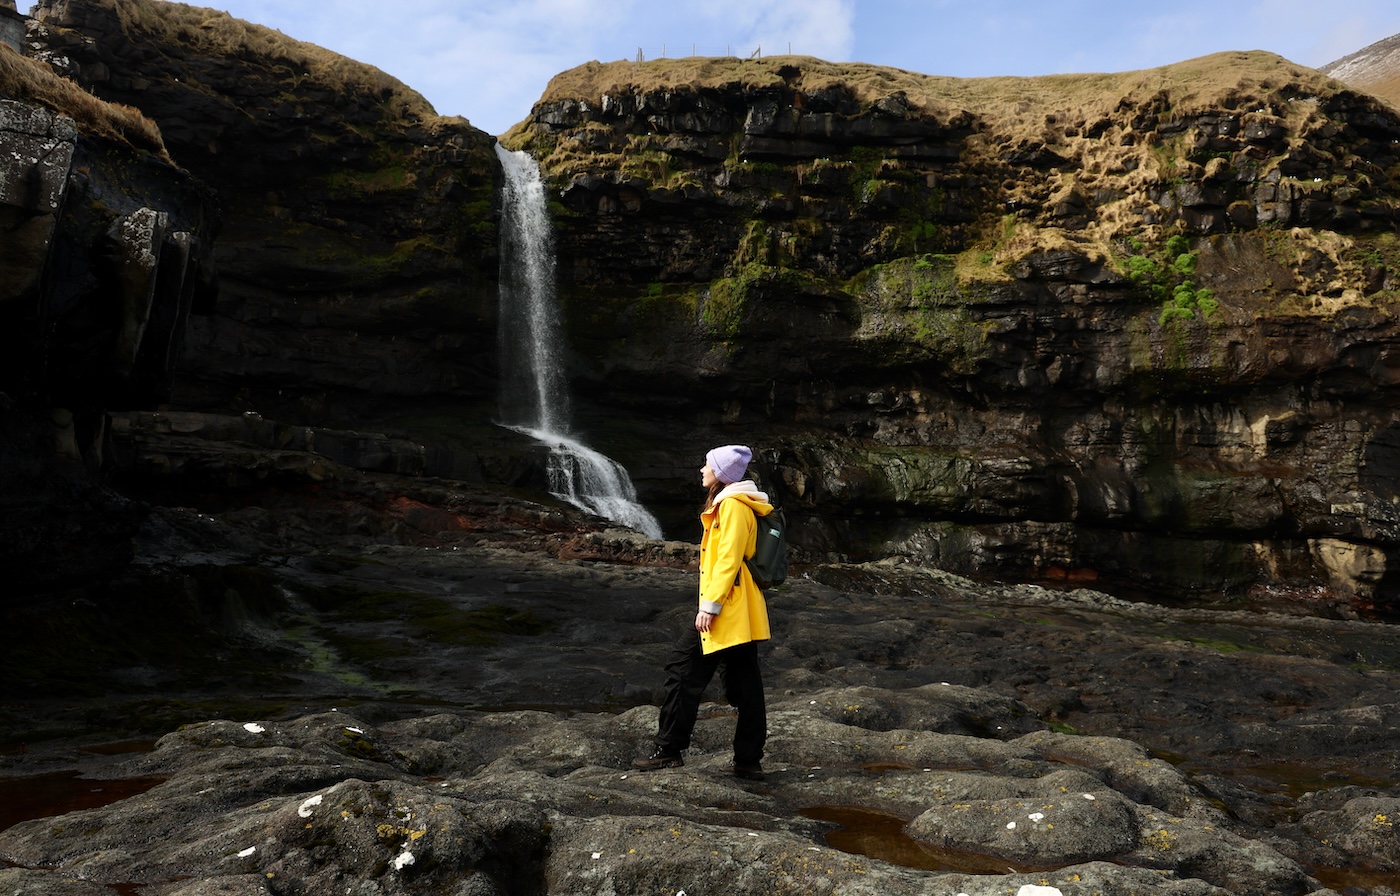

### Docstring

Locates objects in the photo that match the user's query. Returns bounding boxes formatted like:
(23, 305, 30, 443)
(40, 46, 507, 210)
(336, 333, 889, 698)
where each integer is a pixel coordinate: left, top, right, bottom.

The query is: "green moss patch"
(304, 585, 553, 649)
(849, 255, 993, 371)
(702, 263, 811, 338)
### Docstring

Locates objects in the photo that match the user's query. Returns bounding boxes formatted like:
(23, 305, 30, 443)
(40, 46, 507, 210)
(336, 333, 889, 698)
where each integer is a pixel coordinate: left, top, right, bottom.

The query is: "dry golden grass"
(522, 50, 1396, 293)
(527, 52, 1359, 254)
(98, 0, 438, 121)
(1357, 71, 1400, 110)
(538, 51, 1336, 132)
(0, 43, 169, 160)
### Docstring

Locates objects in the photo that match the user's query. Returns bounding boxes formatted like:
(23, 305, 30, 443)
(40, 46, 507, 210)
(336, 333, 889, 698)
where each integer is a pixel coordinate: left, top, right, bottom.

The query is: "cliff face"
(507, 54, 1400, 609)
(26, 0, 502, 426)
(13, 0, 1400, 612)
(0, 45, 217, 590)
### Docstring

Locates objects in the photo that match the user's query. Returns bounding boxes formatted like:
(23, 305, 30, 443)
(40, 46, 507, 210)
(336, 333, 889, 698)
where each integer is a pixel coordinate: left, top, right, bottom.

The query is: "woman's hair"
(702, 480, 726, 512)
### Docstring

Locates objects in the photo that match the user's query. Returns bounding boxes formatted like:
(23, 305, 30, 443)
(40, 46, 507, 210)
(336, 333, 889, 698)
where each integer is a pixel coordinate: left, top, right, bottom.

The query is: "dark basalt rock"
(25, 0, 503, 426)
(5, 514, 1398, 893)
(7, 8, 1400, 894)
(0, 79, 216, 590)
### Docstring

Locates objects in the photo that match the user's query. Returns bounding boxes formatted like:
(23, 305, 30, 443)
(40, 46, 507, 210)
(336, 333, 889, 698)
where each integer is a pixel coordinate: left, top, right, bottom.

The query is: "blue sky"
(17, 0, 1400, 135)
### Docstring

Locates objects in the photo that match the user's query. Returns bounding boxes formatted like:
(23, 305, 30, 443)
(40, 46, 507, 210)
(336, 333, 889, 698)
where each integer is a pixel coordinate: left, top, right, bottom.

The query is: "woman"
(633, 444, 774, 780)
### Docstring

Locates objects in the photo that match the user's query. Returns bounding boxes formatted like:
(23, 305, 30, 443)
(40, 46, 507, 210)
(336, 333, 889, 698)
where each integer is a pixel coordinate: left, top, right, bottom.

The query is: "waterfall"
(494, 143, 663, 540)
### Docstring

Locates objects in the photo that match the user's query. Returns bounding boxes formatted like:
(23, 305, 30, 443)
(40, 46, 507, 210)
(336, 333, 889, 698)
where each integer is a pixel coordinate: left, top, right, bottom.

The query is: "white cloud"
(689, 0, 856, 59)
(403, 0, 856, 132)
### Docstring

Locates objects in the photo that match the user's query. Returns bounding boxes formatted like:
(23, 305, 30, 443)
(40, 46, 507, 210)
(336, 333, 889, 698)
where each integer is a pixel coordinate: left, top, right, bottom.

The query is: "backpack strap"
(735, 503, 757, 587)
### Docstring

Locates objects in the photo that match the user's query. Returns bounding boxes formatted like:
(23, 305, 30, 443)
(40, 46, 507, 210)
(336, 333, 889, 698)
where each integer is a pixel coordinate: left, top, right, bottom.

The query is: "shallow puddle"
(1310, 864, 1400, 892)
(0, 771, 165, 833)
(1181, 757, 1397, 798)
(82, 739, 158, 757)
(800, 805, 1051, 875)
(801, 803, 1400, 888)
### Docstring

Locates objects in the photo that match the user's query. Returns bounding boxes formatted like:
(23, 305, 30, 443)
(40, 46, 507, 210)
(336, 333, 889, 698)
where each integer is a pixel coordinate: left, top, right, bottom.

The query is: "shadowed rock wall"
(25, 0, 503, 428)
(0, 87, 217, 590)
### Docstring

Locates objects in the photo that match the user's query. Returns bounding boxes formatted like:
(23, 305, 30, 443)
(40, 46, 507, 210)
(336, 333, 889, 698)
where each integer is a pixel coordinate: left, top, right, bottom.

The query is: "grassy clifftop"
(73, 0, 440, 122)
(531, 50, 1348, 137)
(513, 50, 1400, 304)
(0, 43, 167, 159)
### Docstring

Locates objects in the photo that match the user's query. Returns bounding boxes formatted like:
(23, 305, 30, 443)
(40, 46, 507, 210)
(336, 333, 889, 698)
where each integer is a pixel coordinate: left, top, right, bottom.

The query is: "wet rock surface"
(2, 486, 1400, 895)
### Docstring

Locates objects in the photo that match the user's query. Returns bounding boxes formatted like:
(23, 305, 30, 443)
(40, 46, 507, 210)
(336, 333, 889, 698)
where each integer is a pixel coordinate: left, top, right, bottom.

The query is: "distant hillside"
(1321, 31, 1400, 109)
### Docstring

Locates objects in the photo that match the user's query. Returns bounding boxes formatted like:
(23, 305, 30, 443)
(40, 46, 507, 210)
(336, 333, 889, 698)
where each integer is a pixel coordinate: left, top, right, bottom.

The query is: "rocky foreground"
(3, 478, 1400, 896)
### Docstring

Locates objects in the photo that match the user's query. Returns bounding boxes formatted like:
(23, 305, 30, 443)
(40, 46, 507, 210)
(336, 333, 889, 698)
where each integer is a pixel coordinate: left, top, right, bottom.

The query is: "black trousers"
(653, 626, 767, 766)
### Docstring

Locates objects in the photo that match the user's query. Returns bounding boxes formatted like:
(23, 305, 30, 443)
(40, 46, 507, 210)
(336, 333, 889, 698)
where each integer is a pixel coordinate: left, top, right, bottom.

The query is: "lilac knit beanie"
(706, 445, 752, 484)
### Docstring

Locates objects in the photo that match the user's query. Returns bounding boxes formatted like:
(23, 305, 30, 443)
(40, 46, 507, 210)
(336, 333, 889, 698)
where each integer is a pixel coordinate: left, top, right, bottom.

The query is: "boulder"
(1299, 794, 1400, 871)
(906, 785, 1141, 866)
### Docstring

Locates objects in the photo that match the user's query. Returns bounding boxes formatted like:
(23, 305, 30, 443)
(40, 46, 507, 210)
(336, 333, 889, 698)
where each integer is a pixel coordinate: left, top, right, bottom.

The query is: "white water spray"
(494, 143, 663, 539)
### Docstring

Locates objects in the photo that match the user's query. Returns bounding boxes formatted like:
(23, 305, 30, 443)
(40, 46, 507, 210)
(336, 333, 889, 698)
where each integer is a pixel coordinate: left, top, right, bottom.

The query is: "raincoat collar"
(709, 479, 771, 511)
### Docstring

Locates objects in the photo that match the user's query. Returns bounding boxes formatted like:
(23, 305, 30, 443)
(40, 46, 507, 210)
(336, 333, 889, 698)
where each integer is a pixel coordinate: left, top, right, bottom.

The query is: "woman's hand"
(695, 611, 717, 633)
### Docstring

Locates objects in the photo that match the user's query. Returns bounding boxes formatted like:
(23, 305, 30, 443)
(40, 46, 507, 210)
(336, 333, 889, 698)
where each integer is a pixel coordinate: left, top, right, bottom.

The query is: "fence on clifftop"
(633, 43, 796, 61)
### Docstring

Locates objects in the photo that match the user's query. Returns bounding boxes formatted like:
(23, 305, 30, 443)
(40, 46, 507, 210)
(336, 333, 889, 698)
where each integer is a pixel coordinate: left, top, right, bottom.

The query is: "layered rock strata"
(508, 54, 1400, 609)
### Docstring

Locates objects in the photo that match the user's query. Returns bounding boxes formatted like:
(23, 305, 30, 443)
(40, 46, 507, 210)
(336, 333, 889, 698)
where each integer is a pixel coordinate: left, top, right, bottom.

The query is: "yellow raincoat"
(698, 483, 774, 654)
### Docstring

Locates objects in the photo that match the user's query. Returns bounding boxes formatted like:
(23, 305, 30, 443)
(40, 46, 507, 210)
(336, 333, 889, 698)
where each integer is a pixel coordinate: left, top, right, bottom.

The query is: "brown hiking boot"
(632, 748, 684, 771)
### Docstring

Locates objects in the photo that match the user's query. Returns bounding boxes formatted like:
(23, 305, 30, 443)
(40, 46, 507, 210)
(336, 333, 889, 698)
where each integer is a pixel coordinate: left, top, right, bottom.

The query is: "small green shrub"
(1120, 234, 1218, 325)
(1160, 280, 1218, 326)
(702, 278, 745, 338)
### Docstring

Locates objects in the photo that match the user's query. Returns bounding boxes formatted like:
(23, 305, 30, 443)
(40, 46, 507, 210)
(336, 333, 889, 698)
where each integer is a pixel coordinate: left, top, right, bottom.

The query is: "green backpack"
(746, 506, 788, 588)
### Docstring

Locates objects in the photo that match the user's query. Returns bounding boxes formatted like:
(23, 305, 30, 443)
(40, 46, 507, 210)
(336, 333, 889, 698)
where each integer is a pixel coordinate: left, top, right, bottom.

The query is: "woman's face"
(701, 462, 719, 489)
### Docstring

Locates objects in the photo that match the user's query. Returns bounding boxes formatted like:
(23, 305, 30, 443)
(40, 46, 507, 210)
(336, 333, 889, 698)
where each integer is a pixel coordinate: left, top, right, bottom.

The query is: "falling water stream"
(494, 143, 663, 539)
